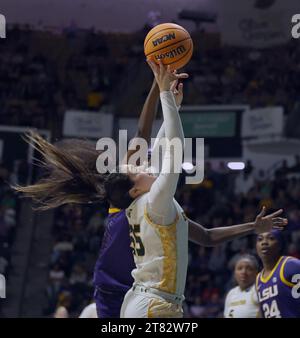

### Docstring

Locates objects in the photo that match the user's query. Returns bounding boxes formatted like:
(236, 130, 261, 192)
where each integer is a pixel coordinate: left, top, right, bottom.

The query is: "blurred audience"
(1, 26, 300, 132)
(0, 163, 20, 315)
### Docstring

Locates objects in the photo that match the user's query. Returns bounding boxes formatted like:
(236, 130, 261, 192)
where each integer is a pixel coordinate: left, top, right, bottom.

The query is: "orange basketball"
(144, 23, 193, 71)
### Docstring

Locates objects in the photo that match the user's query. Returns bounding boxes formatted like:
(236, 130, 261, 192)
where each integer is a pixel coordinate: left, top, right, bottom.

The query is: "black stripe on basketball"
(148, 39, 193, 66)
(167, 43, 193, 65)
(145, 37, 191, 57)
(144, 27, 189, 48)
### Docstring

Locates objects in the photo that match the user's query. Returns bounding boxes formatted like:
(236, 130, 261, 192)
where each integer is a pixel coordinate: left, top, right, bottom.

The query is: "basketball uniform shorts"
(120, 284, 184, 318)
(94, 286, 128, 318)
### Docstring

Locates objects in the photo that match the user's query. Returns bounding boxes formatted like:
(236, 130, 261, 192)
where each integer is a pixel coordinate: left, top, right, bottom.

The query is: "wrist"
(158, 82, 171, 92)
(249, 222, 256, 233)
(159, 88, 171, 94)
(159, 88, 171, 93)
(152, 78, 158, 87)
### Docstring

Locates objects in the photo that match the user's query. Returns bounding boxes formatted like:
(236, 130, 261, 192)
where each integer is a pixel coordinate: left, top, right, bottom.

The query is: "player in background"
(256, 228, 300, 318)
(224, 255, 260, 318)
(53, 291, 71, 318)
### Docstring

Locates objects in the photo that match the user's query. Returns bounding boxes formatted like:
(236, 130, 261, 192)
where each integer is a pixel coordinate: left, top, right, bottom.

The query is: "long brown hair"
(14, 131, 107, 210)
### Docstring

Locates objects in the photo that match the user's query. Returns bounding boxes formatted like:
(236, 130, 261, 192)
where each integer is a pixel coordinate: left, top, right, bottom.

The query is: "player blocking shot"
(256, 230, 300, 318)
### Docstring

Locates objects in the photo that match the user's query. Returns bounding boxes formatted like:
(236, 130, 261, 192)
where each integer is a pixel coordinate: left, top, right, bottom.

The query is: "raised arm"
(136, 79, 159, 144)
(188, 207, 287, 246)
(122, 78, 159, 164)
(146, 60, 188, 225)
(151, 80, 183, 152)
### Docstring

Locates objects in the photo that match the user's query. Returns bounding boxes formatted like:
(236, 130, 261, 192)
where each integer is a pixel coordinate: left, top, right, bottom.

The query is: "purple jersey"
(256, 256, 300, 318)
(93, 209, 135, 292)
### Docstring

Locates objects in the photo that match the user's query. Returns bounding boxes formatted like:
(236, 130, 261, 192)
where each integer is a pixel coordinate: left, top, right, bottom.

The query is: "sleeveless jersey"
(224, 284, 259, 318)
(256, 256, 300, 318)
(126, 194, 189, 298)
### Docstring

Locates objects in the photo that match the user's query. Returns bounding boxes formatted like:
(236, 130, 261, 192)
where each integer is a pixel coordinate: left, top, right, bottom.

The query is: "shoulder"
(255, 271, 261, 288)
(107, 210, 127, 226)
(126, 194, 148, 220)
(226, 286, 239, 300)
(284, 256, 300, 267)
(280, 256, 300, 287)
(250, 284, 259, 305)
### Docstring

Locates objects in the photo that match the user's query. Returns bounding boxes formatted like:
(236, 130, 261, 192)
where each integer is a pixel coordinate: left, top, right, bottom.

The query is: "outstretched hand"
(170, 77, 184, 107)
(147, 58, 188, 92)
(253, 206, 288, 234)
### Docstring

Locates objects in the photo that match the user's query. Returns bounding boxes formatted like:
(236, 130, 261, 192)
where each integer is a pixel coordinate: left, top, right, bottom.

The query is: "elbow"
(189, 226, 215, 247)
(203, 229, 218, 247)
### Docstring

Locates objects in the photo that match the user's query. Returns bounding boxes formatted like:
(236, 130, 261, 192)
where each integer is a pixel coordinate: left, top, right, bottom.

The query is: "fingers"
(272, 220, 288, 226)
(176, 72, 189, 79)
(170, 79, 178, 93)
(272, 225, 285, 230)
(172, 69, 189, 79)
(158, 58, 164, 73)
(147, 58, 159, 75)
(271, 216, 288, 230)
(272, 224, 287, 230)
(178, 82, 183, 95)
(257, 206, 267, 218)
(266, 209, 283, 218)
(272, 217, 288, 223)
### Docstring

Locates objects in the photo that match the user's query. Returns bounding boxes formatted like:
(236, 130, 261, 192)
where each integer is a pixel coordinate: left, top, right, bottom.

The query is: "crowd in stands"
(1, 25, 300, 134)
(184, 38, 300, 113)
(0, 25, 134, 136)
(0, 163, 20, 314)
(44, 204, 106, 317)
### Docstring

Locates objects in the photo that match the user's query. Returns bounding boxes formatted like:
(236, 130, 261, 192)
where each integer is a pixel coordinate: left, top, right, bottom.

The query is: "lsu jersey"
(93, 209, 135, 292)
(224, 284, 260, 318)
(256, 256, 300, 318)
(126, 194, 189, 298)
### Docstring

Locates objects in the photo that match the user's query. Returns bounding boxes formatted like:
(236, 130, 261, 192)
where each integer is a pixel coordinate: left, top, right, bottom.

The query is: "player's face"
(123, 165, 157, 198)
(130, 172, 156, 192)
(256, 232, 281, 261)
(234, 259, 257, 290)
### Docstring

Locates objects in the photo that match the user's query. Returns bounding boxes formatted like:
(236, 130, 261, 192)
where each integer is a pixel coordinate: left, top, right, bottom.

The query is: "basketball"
(144, 23, 193, 71)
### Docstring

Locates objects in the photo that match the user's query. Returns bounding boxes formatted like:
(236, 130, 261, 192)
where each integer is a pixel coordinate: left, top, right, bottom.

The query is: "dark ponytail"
(14, 131, 107, 210)
(104, 172, 134, 209)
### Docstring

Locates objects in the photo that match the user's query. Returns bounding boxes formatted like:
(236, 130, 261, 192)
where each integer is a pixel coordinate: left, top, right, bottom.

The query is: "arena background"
(0, 0, 300, 318)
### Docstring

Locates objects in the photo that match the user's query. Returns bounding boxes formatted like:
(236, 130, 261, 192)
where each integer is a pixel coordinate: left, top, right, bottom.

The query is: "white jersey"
(79, 303, 98, 318)
(224, 284, 260, 318)
(126, 194, 188, 298)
